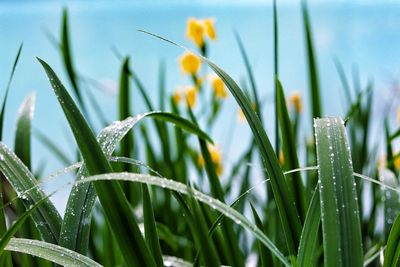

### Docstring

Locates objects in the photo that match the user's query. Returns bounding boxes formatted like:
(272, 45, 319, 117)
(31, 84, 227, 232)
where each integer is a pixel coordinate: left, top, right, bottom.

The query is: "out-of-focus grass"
(0, 3, 398, 267)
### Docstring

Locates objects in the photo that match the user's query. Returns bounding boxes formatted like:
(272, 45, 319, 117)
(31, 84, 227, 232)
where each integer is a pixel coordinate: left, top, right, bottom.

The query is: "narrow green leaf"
(38, 58, 156, 267)
(0, 195, 48, 255)
(142, 184, 164, 266)
(118, 57, 133, 164)
(0, 143, 61, 243)
(5, 238, 102, 267)
(302, 1, 322, 120)
(297, 187, 320, 266)
(76, 173, 290, 267)
(60, 9, 86, 114)
(15, 92, 36, 170)
(384, 214, 400, 267)
(201, 55, 301, 256)
(314, 117, 363, 266)
(250, 203, 271, 267)
(187, 186, 220, 267)
(276, 79, 306, 219)
(0, 43, 23, 140)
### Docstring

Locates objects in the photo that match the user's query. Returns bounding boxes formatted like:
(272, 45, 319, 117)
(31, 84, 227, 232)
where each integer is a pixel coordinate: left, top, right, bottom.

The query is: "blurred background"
(1, 0, 400, 211)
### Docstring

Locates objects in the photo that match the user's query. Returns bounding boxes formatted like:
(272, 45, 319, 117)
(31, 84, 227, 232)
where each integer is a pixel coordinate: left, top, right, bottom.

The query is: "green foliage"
(0, 2, 397, 267)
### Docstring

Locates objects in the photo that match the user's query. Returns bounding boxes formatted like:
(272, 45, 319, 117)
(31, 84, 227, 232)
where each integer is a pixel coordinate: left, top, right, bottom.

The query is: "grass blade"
(60, 9, 86, 114)
(0, 142, 61, 243)
(0, 195, 48, 255)
(0, 43, 23, 140)
(5, 238, 102, 267)
(276, 79, 307, 219)
(15, 92, 36, 170)
(384, 214, 400, 267)
(187, 186, 220, 267)
(142, 184, 164, 266)
(201, 55, 301, 256)
(314, 117, 363, 266)
(297, 186, 320, 266)
(38, 58, 156, 267)
(302, 1, 322, 120)
(76, 173, 290, 267)
(250, 203, 271, 267)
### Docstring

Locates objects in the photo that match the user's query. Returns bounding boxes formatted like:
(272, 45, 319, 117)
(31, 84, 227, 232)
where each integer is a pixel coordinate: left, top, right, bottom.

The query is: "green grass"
(0, 3, 399, 267)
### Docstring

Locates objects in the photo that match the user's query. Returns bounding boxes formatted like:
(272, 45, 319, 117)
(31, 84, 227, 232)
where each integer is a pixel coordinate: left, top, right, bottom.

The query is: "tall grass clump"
(0, 2, 399, 267)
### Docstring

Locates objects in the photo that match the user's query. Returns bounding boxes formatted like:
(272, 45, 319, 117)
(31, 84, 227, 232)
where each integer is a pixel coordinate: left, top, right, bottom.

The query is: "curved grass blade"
(118, 57, 133, 166)
(38, 58, 156, 267)
(187, 186, 220, 267)
(76, 173, 290, 267)
(384, 214, 400, 267)
(60, 110, 212, 251)
(60, 9, 86, 114)
(297, 186, 320, 267)
(15, 92, 36, 170)
(0, 196, 48, 255)
(314, 117, 363, 266)
(0, 143, 61, 243)
(302, 1, 322, 121)
(5, 238, 102, 267)
(142, 184, 164, 266)
(0, 43, 23, 140)
(250, 203, 271, 267)
(276, 79, 306, 219)
(200, 54, 301, 256)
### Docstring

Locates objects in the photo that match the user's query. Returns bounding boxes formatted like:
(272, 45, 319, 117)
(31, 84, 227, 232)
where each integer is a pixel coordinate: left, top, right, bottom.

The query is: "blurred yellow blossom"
(187, 18, 205, 48)
(197, 144, 223, 176)
(394, 156, 400, 171)
(179, 52, 201, 74)
(238, 102, 257, 122)
(173, 88, 183, 105)
(279, 150, 285, 166)
(289, 91, 302, 113)
(210, 75, 227, 99)
(204, 18, 216, 40)
(185, 86, 198, 108)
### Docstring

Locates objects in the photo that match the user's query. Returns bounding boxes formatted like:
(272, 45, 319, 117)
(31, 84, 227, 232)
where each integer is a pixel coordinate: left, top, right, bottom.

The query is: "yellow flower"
(197, 144, 223, 175)
(289, 91, 302, 113)
(237, 103, 257, 122)
(187, 18, 205, 48)
(279, 150, 285, 166)
(179, 52, 201, 74)
(394, 156, 400, 171)
(210, 75, 227, 99)
(185, 86, 198, 108)
(204, 18, 216, 40)
(173, 88, 183, 105)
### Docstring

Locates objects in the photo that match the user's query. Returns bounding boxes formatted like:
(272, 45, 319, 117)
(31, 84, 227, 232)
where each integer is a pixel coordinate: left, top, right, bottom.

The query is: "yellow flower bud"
(186, 18, 205, 48)
(289, 91, 302, 113)
(204, 18, 216, 40)
(197, 144, 223, 175)
(185, 86, 198, 108)
(173, 88, 183, 105)
(279, 150, 285, 166)
(179, 52, 201, 74)
(394, 156, 400, 171)
(210, 75, 227, 99)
